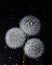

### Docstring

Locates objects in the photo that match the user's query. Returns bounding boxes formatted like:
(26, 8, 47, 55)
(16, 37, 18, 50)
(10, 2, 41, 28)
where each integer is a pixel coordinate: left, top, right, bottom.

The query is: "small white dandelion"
(20, 15, 41, 36)
(5, 27, 26, 49)
(24, 38, 44, 59)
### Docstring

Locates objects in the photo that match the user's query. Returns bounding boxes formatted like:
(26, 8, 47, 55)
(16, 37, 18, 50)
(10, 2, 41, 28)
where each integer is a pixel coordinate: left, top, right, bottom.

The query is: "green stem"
(22, 35, 29, 65)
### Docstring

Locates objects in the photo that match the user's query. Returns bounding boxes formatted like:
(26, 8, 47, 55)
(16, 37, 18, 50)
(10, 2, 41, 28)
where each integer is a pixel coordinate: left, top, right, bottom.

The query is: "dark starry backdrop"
(0, 0, 50, 65)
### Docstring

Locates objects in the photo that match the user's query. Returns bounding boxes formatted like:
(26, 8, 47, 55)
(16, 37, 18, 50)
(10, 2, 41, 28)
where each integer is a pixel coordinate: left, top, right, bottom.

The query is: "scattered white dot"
(9, 56, 11, 59)
(5, 27, 26, 49)
(20, 15, 41, 36)
(4, 64, 6, 65)
(16, 63, 18, 65)
(24, 38, 44, 59)
(22, 60, 25, 63)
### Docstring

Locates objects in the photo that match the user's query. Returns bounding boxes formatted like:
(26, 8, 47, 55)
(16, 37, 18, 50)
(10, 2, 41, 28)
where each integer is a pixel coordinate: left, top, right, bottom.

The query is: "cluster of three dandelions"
(5, 15, 44, 59)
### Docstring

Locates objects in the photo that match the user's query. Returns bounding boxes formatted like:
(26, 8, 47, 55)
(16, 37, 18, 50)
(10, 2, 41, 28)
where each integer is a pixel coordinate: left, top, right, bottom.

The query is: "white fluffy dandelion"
(5, 27, 26, 49)
(20, 15, 41, 36)
(24, 38, 44, 59)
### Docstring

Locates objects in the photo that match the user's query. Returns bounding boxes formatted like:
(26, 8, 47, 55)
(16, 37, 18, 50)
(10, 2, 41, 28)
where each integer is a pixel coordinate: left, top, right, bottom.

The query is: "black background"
(0, 0, 51, 65)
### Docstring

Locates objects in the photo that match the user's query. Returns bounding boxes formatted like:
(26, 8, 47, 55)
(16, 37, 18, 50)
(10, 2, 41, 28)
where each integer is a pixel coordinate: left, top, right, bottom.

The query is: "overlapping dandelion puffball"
(24, 38, 44, 59)
(20, 15, 41, 36)
(5, 27, 26, 49)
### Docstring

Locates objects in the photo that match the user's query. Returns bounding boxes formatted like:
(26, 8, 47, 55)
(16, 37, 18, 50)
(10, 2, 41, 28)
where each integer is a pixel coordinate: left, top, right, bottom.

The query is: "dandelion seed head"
(5, 27, 26, 49)
(20, 16, 41, 36)
(24, 38, 44, 59)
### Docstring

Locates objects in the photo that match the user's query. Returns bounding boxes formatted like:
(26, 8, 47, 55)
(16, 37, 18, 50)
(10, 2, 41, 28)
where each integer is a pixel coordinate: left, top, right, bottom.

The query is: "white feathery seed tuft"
(5, 27, 26, 49)
(20, 15, 41, 36)
(24, 38, 44, 59)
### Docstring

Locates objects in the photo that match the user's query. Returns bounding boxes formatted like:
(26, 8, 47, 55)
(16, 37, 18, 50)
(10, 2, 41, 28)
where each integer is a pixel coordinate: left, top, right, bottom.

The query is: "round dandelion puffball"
(24, 38, 44, 59)
(20, 15, 41, 36)
(5, 27, 26, 49)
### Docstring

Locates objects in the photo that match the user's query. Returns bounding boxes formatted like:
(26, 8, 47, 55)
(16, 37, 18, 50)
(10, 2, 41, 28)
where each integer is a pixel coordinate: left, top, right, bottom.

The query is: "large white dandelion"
(20, 15, 41, 36)
(24, 38, 44, 59)
(5, 27, 26, 49)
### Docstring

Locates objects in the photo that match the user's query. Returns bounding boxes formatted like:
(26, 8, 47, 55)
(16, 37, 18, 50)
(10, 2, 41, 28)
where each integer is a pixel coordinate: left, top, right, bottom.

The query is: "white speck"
(23, 60, 25, 63)
(9, 56, 11, 59)
(5, 27, 26, 49)
(20, 15, 41, 36)
(4, 64, 6, 65)
(24, 38, 44, 59)
(16, 63, 18, 65)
